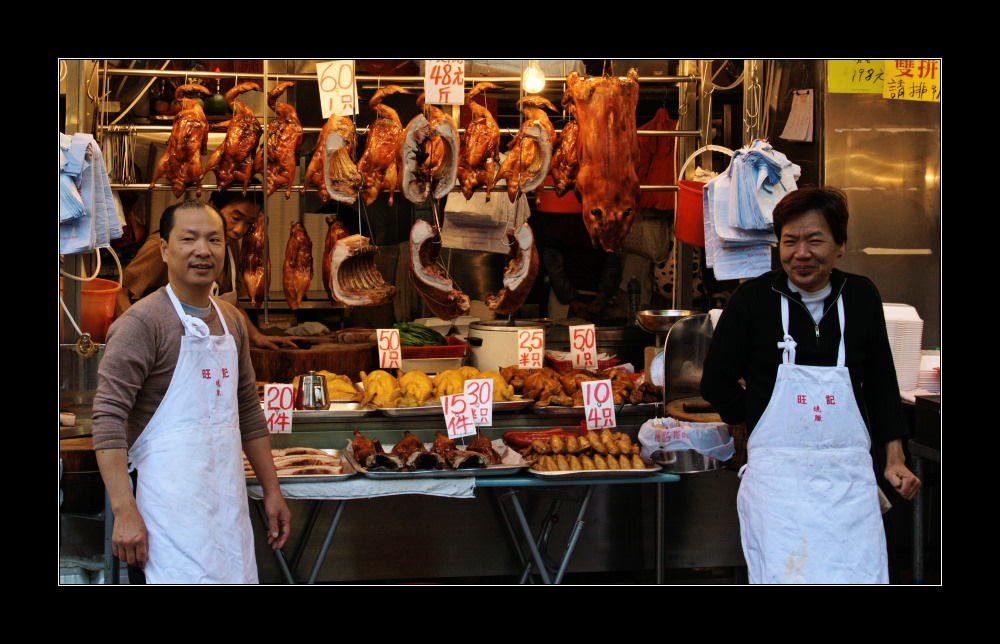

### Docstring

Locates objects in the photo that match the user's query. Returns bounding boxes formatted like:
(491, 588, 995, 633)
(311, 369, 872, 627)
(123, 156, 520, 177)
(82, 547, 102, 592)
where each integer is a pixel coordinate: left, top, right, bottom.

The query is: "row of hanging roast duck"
(150, 71, 640, 316)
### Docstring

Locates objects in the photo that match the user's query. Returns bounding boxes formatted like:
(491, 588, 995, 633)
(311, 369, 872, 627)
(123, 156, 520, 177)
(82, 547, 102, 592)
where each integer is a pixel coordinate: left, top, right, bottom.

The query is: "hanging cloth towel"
(725, 139, 800, 231)
(60, 132, 123, 255)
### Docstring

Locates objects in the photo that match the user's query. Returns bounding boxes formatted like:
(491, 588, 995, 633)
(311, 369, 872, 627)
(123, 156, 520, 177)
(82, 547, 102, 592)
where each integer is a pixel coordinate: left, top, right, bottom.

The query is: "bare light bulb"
(522, 60, 545, 93)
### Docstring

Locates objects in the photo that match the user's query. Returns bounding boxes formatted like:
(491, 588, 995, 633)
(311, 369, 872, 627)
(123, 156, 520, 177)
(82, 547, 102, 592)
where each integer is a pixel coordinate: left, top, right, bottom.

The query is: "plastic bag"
(637, 416, 735, 462)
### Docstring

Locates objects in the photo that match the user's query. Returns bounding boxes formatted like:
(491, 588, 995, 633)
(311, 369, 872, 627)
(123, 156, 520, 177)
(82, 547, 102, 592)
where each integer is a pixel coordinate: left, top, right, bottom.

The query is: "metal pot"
(467, 320, 545, 373)
(296, 371, 329, 410)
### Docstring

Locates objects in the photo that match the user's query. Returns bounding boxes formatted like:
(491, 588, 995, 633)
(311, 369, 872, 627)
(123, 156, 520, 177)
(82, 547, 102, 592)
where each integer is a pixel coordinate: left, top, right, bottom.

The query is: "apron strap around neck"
(166, 283, 230, 338)
(778, 293, 847, 366)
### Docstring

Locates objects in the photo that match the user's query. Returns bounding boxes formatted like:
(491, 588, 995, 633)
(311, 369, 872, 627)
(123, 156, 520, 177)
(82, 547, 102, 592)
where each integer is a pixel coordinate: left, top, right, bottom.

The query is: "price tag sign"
(570, 324, 597, 369)
(464, 378, 493, 427)
(424, 60, 465, 106)
(377, 328, 401, 370)
(442, 393, 477, 439)
(316, 60, 357, 119)
(264, 384, 295, 434)
(517, 328, 544, 368)
(582, 379, 616, 430)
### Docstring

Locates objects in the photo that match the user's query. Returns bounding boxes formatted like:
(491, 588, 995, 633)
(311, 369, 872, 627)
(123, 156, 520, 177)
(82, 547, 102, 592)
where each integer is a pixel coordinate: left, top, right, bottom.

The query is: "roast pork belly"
(254, 81, 303, 198)
(201, 81, 262, 196)
(485, 223, 539, 316)
(150, 83, 212, 198)
(358, 85, 410, 206)
(408, 219, 470, 320)
(328, 234, 396, 307)
(322, 214, 350, 304)
(488, 96, 556, 203)
(401, 93, 460, 204)
(566, 69, 641, 252)
(282, 222, 313, 310)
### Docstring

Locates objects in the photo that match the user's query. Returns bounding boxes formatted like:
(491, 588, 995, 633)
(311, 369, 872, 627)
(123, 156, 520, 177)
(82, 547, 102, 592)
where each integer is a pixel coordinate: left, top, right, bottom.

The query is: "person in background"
(115, 191, 303, 350)
(700, 186, 920, 584)
(535, 189, 625, 320)
(93, 200, 290, 584)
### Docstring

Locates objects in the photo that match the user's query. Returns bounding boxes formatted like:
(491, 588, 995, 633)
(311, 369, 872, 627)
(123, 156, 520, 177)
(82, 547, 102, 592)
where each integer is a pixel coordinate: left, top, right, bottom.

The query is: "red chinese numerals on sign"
(425, 60, 464, 105)
(582, 379, 616, 430)
(517, 329, 544, 368)
(796, 392, 836, 422)
(442, 393, 477, 439)
(377, 328, 401, 370)
(264, 384, 295, 434)
(464, 378, 493, 427)
(316, 60, 357, 117)
(570, 324, 597, 368)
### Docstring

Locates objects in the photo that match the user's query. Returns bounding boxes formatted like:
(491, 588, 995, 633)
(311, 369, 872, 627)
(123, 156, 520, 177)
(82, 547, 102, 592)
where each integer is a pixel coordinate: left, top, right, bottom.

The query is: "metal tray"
(293, 402, 379, 421)
(344, 443, 528, 479)
(529, 462, 662, 481)
(378, 397, 535, 417)
(246, 449, 357, 484)
(529, 402, 661, 416)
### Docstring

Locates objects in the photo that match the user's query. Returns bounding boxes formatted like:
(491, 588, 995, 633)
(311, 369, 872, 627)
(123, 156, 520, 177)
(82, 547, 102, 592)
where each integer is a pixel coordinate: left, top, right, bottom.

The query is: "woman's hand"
(884, 439, 921, 501)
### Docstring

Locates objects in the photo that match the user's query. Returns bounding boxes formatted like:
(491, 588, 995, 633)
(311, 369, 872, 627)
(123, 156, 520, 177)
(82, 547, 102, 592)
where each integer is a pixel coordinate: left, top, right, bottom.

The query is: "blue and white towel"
(59, 132, 122, 255)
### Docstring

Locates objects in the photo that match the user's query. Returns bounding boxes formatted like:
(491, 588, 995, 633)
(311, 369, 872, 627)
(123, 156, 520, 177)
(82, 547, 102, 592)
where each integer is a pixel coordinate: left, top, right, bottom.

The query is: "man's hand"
(96, 448, 150, 567)
(262, 491, 292, 550)
(112, 503, 150, 567)
(884, 439, 921, 501)
(250, 330, 306, 350)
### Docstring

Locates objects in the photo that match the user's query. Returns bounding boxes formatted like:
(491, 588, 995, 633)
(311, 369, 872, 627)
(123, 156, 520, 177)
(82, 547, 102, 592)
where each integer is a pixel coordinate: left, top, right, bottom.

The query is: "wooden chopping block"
(250, 334, 377, 383)
(665, 396, 723, 423)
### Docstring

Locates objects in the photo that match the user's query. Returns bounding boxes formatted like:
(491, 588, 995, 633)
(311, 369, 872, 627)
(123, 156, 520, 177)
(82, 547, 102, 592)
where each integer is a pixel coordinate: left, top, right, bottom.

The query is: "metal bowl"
(651, 449, 723, 474)
(636, 309, 697, 334)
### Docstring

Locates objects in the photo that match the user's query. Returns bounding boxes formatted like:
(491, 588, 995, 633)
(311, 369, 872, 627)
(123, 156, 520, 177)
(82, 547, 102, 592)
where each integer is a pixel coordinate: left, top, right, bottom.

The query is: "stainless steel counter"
(250, 409, 745, 583)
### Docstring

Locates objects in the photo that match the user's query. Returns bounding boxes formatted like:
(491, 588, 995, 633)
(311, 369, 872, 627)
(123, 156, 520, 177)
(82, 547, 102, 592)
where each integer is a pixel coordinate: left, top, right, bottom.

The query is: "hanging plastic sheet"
(59, 132, 123, 255)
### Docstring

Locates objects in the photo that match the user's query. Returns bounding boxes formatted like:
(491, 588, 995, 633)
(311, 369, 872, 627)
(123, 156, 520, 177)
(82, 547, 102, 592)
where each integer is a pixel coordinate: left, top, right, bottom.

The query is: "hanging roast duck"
(200, 81, 262, 196)
(149, 83, 212, 197)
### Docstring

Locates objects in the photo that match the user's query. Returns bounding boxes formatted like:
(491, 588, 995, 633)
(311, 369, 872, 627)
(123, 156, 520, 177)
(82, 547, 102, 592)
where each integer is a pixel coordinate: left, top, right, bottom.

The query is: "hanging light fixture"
(522, 60, 545, 93)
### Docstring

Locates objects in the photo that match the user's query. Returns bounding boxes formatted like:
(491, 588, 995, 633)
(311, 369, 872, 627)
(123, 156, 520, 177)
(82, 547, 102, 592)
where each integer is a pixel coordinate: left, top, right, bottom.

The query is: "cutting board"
(665, 397, 722, 423)
(250, 334, 377, 383)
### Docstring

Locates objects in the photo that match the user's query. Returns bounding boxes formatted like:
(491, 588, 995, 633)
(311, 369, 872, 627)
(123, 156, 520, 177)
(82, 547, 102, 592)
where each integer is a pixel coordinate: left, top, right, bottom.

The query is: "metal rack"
(86, 60, 713, 317)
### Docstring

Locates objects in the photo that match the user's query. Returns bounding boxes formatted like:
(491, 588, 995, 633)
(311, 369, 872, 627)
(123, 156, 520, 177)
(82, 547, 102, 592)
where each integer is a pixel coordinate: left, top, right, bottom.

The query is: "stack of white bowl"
(917, 351, 940, 393)
(883, 304, 924, 391)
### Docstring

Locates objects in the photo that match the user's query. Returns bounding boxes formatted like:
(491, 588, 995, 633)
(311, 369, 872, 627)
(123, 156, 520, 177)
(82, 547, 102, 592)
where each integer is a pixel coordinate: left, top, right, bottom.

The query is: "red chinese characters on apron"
(736, 295, 888, 584)
(128, 284, 257, 583)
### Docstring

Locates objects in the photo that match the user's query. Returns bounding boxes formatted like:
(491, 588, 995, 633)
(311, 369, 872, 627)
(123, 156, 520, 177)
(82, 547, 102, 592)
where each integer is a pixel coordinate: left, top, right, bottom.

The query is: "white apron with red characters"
(736, 295, 888, 584)
(128, 284, 257, 583)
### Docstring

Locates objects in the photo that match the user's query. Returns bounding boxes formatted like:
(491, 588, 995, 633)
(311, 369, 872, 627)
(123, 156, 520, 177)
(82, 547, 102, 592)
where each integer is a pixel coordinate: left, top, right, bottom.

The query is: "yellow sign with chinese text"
(828, 60, 885, 93)
(883, 60, 941, 102)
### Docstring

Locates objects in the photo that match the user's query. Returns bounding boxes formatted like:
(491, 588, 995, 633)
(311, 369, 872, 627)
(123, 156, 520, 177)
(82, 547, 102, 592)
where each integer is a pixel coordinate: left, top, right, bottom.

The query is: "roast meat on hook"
(282, 222, 313, 310)
(485, 223, 540, 316)
(200, 81, 262, 196)
(566, 69, 641, 252)
(401, 93, 460, 204)
(328, 234, 396, 307)
(358, 85, 411, 206)
(408, 219, 470, 321)
(149, 83, 212, 198)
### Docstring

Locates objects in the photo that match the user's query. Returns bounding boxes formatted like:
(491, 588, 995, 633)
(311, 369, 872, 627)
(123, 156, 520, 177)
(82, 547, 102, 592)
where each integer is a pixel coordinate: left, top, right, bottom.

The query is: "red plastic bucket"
(61, 277, 121, 343)
(675, 179, 707, 247)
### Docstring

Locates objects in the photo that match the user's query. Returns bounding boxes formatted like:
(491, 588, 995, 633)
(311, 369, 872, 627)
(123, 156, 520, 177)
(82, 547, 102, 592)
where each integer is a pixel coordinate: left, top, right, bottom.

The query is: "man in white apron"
(701, 187, 921, 584)
(94, 201, 290, 583)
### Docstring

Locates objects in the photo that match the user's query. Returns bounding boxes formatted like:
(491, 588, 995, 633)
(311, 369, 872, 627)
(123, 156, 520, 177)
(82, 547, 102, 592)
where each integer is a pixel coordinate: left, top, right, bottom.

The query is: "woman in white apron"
(128, 284, 258, 583)
(736, 294, 888, 584)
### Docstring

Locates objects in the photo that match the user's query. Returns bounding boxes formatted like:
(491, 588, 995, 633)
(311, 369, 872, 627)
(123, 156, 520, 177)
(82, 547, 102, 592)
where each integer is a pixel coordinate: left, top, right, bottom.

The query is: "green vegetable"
(393, 322, 449, 347)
